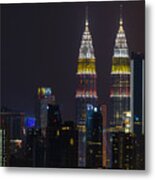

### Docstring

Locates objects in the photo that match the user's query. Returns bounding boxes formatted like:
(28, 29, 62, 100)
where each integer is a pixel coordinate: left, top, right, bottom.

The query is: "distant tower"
(110, 5, 131, 128)
(76, 8, 97, 167)
(36, 87, 55, 136)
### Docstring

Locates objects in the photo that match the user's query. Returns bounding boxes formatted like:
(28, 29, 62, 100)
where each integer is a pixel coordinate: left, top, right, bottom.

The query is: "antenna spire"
(85, 6, 89, 27)
(119, 4, 123, 25)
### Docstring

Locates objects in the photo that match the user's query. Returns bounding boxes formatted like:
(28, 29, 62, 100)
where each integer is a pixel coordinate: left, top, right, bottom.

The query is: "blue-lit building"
(86, 105, 102, 168)
(24, 117, 36, 128)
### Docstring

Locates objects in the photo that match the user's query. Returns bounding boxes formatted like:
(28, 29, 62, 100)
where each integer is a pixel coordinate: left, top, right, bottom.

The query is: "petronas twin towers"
(76, 14, 97, 167)
(76, 7, 131, 167)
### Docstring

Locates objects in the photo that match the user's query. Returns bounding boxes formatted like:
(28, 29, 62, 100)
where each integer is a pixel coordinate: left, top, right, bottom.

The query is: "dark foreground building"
(86, 105, 102, 168)
(60, 121, 78, 168)
(131, 52, 145, 170)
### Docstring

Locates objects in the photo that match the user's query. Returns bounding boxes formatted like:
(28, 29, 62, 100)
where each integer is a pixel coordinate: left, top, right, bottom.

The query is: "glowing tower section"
(110, 14, 131, 129)
(76, 16, 97, 167)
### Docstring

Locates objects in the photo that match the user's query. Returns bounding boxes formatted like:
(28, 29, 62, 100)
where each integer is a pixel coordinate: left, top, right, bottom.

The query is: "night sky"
(1, 1, 145, 121)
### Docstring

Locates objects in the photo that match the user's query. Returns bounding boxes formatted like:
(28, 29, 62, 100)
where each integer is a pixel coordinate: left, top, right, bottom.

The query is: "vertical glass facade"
(76, 17, 97, 167)
(110, 17, 131, 128)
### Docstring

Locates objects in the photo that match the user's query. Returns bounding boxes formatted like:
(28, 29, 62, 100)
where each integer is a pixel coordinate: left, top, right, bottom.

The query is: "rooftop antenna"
(85, 6, 89, 25)
(119, 4, 123, 25)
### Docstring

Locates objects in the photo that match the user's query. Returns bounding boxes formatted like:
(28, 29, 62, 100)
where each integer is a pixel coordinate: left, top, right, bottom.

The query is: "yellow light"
(70, 138, 74, 146)
(125, 128, 130, 134)
(41, 88, 46, 95)
(56, 130, 60, 136)
(62, 126, 70, 131)
(38, 88, 40, 95)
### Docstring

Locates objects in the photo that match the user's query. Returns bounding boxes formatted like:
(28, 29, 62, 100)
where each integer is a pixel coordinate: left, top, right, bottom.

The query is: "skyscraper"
(110, 7, 131, 129)
(60, 121, 78, 168)
(76, 11, 97, 167)
(86, 105, 102, 168)
(130, 52, 145, 169)
(46, 104, 62, 167)
(0, 129, 9, 166)
(100, 104, 110, 168)
(130, 52, 145, 136)
(111, 132, 135, 169)
(36, 87, 55, 136)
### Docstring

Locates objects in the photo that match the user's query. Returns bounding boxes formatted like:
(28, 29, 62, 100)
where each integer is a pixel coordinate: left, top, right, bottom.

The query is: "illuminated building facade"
(111, 132, 135, 169)
(110, 12, 131, 128)
(24, 116, 36, 129)
(86, 105, 102, 168)
(0, 108, 25, 166)
(100, 104, 110, 168)
(76, 14, 97, 167)
(36, 87, 55, 136)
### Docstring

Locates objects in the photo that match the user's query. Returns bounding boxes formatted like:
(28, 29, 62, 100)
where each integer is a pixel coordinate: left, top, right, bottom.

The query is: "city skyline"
(1, 1, 144, 121)
(0, 1, 145, 169)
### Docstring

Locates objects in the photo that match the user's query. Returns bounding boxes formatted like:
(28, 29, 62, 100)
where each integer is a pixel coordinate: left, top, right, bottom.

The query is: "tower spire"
(113, 4, 128, 57)
(119, 4, 124, 32)
(85, 6, 89, 30)
(119, 4, 123, 25)
(78, 6, 95, 59)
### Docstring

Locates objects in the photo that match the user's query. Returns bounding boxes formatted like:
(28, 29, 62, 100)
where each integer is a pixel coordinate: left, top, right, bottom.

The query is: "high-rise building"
(130, 52, 145, 170)
(36, 87, 55, 136)
(110, 9, 131, 129)
(100, 104, 110, 168)
(0, 108, 25, 166)
(130, 52, 145, 136)
(46, 104, 62, 167)
(60, 121, 78, 168)
(86, 105, 102, 168)
(76, 12, 97, 167)
(0, 110, 25, 140)
(25, 128, 44, 167)
(111, 132, 135, 169)
(0, 129, 9, 166)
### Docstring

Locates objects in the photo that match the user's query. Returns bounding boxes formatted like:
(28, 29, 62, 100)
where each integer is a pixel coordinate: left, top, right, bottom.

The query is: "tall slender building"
(36, 87, 55, 136)
(110, 7, 131, 129)
(76, 11, 97, 167)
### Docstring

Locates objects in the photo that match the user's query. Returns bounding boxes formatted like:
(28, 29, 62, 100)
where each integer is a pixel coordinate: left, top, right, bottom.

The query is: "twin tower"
(75, 7, 131, 167)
